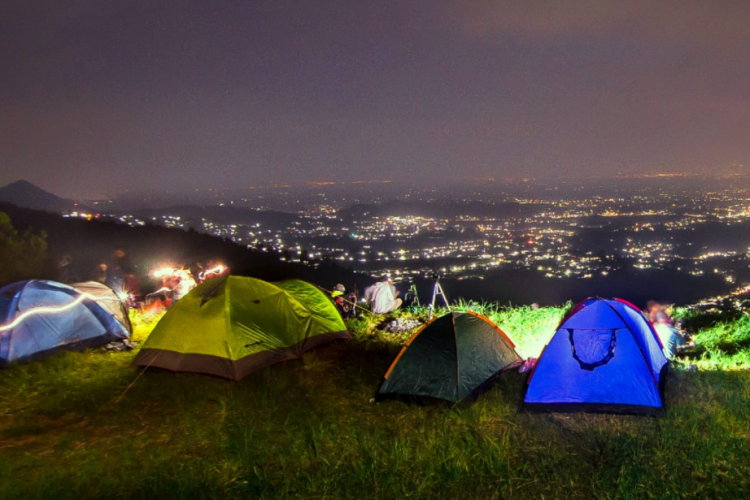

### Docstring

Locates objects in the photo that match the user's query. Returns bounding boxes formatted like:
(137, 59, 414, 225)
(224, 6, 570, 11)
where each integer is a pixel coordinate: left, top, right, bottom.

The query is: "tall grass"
(451, 299, 569, 358)
(671, 310, 750, 371)
(1, 305, 750, 499)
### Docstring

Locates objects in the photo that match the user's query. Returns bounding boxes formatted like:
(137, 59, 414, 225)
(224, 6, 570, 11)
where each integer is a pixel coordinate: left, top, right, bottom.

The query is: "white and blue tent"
(0, 280, 129, 366)
(524, 297, 669, 416)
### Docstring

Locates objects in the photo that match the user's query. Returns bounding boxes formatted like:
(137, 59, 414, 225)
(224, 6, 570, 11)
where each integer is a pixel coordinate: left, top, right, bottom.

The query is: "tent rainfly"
(135, 276, 348, 380)
(523, 297, 669, 416)
(72, 281, 132, 333)
(377, 312, 522, 403)
(0, 280, 129, 366)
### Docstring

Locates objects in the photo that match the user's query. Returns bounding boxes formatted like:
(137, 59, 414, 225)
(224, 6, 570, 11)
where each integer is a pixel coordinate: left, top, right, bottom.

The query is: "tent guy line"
(109, 350, 160, 409)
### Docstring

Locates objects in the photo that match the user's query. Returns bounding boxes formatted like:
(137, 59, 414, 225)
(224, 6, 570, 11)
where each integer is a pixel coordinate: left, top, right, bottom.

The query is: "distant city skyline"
(3, 171, 747, 306)
(5, 167, 750, 202)
(2, 1, 749, 198)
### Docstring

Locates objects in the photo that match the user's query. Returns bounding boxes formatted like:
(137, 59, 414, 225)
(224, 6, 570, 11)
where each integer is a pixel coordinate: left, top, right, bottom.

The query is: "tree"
(0, 212, 48, 287)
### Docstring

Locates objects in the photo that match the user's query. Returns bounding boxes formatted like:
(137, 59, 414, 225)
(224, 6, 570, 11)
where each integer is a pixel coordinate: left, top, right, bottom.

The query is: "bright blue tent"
(0, 280, 129, 366)
(524, 297, 668, 416)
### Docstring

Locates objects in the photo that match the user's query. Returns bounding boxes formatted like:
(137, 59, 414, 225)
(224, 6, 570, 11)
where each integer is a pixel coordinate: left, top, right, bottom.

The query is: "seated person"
(331, 284, 353, 318)
(363, 275, 402, 314)
(650, 304, 692, 359)
(331, 284, 346, 301)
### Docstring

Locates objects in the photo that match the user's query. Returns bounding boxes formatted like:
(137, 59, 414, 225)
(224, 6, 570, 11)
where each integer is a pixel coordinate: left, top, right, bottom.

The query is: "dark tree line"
(0, 203, 367, 295)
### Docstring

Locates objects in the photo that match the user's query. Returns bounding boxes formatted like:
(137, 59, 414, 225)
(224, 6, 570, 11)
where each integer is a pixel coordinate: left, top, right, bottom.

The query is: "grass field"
(1, 303, 750, 499)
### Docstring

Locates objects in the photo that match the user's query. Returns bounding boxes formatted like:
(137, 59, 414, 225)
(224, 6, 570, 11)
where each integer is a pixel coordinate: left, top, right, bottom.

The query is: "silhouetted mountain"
(0, 180, 82, 213)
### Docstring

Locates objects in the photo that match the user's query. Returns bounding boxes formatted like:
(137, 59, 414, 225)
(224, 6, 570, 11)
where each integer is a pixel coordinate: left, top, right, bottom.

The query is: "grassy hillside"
(1, 304, 750, 499)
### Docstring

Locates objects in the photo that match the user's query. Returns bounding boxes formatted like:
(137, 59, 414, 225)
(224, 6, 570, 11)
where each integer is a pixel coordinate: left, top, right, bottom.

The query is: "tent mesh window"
(567, 328, 617, 371)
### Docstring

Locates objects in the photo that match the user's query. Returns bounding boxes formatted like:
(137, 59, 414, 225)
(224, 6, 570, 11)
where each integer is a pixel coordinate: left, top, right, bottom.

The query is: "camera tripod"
(428, 277, 451, 320)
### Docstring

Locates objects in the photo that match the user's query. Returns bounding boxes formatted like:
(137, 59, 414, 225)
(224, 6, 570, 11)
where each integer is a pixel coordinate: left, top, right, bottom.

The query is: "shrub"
(0, 212, 48, 287)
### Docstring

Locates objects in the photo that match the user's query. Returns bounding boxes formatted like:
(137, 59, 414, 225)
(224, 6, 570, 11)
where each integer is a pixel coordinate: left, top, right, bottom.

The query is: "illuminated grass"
(672, 309, 750, 371)
(0, 307, 749, 499)
(451, 300, 569, 358)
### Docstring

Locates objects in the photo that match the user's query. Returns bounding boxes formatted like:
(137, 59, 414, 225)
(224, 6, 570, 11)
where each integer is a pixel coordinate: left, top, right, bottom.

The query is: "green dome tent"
(377, 312, 522, 403)
(135, 276, 348, 380)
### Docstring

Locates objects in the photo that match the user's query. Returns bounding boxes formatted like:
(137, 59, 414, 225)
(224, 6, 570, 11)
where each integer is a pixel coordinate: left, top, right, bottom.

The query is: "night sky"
(1, 1, 749, 198)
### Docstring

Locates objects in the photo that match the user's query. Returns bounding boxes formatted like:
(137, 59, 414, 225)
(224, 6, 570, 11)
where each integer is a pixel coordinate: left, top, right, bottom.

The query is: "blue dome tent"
(524, 297, 668, 416)
(0, 280, 129, 366)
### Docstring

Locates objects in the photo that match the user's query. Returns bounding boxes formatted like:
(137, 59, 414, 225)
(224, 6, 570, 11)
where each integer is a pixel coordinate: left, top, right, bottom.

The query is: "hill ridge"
(0, 180, 82, 213)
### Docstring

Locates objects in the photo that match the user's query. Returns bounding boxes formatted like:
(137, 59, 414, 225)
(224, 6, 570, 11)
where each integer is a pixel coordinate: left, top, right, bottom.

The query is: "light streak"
(0, 291, 106, 332)
(199, 264, 226, 281)
(152, 267, 177, 279)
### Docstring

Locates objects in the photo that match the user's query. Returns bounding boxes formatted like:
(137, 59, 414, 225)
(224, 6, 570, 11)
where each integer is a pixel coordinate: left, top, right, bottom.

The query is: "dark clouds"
(1, 1, 749, 197)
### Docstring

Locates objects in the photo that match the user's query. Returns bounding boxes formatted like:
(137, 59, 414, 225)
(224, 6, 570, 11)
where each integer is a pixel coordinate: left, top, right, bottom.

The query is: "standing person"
(56, 255, 75, 283)
(364, 275, 402, 314)
(106, 249, 129, 289)
(171, 269, 197, 301)
(95, 263, 108, 283)
(107, 249, 141, 306)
